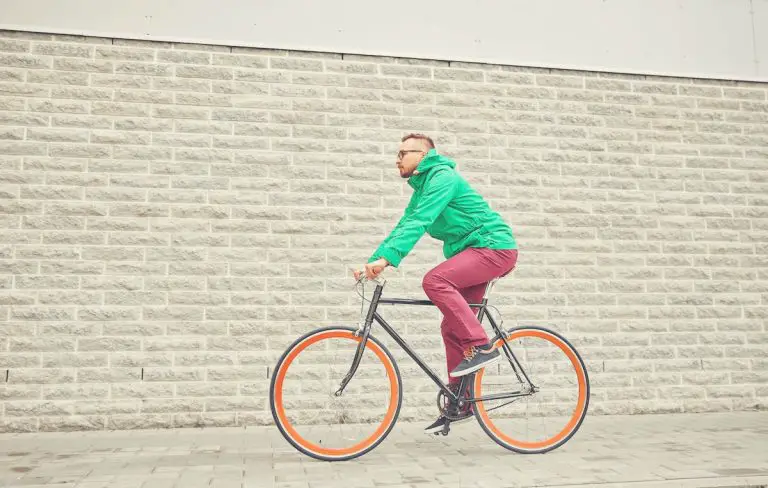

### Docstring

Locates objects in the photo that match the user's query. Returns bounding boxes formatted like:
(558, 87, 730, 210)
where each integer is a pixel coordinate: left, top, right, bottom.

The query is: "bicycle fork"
(334, 326, 370, 397)
(334, 283, 383, 397)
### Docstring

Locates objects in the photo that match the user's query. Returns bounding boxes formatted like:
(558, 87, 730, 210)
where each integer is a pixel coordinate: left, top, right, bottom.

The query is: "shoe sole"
(423, 415, 473, 434)
(449, 352, 502, 378)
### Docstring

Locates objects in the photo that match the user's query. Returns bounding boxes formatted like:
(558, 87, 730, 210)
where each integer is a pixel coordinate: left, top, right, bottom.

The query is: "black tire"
(269, 326, 403, 461)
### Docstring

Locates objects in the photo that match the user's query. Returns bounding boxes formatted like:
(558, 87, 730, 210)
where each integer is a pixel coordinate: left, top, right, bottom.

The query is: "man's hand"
(354, 258, 389, 281)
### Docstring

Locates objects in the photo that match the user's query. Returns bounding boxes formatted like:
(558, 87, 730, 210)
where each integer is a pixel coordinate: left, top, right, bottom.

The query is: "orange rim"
(474, 329, 588, 451)
(273, 330, 399, 458)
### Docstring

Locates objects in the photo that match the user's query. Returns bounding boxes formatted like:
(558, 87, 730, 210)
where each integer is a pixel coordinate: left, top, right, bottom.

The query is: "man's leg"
(423, 247, 518, 377)
(441, 282, 487, 386)
(427, 293, 484, 434)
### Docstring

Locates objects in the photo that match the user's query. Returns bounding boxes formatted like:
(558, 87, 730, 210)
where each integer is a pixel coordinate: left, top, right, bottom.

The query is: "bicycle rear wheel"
(269, 326, 402, 461)
(473, 326, 589, 454)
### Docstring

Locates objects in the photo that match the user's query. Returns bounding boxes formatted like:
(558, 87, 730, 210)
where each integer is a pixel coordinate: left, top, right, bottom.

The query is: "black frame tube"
(351, 281, 533, 404)
(373, 312, 456, 398)
(378, 298, 484, 308)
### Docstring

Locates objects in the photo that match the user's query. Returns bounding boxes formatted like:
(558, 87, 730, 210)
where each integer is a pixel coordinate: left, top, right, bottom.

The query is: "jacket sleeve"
(367, 193, 417, 264)
(368, 168, 457, 267)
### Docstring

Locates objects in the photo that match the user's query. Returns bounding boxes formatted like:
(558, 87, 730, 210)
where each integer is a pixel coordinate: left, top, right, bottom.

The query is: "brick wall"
(0, 29, 766, 432)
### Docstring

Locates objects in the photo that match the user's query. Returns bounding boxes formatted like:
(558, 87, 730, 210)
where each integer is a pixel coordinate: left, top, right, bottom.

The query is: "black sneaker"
(449, 343, 501, 377)
(423, 411, 473, 435)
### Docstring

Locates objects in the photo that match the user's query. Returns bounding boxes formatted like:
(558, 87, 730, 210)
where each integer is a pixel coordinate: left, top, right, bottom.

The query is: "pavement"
(0, 411, 766, 488)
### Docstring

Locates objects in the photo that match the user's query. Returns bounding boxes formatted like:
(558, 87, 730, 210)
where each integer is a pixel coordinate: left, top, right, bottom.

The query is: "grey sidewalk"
(0, 411, 766, 488)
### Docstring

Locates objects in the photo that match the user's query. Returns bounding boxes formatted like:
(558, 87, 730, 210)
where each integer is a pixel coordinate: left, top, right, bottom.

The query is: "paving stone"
(0, 413, 766, 487)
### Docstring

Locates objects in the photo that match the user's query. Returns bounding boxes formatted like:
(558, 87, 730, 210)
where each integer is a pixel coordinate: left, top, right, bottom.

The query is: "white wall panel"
(1, 0, 765, 81)
(755, 0, 768, 79)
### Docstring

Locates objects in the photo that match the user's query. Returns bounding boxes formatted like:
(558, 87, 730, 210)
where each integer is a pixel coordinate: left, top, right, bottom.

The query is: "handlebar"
(351, 269, 387, 286)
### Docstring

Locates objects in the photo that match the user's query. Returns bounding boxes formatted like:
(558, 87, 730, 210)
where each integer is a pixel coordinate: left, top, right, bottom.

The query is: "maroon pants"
(422, 247, 518, 385)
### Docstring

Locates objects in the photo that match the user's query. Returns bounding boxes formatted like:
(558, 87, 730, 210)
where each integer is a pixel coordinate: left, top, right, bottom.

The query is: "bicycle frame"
(335, 279, 536, 406)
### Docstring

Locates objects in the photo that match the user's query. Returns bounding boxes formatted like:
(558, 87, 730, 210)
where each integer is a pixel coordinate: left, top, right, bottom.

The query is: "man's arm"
(367, 168, 458, 268)
(367, 192, 417, 264)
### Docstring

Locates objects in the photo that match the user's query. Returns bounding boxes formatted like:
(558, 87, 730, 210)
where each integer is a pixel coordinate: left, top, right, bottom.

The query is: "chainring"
(436, 388, 468, 421)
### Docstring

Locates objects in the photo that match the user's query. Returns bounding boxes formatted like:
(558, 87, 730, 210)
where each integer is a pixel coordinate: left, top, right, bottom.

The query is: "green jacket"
(369, 149, 517, 267)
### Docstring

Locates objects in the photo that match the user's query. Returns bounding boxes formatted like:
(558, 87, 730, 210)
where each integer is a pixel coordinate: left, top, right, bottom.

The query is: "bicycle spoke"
(473, 327, 589, 453)
(270, 327, 402, 461)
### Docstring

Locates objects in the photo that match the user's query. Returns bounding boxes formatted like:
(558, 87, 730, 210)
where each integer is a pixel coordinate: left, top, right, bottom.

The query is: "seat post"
(483, 278, 499, 301)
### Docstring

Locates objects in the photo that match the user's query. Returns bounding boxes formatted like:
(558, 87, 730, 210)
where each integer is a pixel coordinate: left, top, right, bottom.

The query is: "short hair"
(401, 133, 435, 149)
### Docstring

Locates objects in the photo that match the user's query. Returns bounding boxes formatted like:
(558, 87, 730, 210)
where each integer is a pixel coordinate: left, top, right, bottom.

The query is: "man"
(354, 133, 518, 434)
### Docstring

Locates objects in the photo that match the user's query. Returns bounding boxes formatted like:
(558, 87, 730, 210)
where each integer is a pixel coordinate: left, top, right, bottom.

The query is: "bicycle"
(269, 274, 590, 462)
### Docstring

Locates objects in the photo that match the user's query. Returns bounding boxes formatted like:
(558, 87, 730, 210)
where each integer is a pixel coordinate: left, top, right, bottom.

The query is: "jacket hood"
(409, 149, 455, 188)
(416, 149, 456, 172)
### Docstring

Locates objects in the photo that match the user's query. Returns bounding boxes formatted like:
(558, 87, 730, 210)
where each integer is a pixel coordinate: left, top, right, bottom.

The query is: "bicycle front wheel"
(269, 326, 402, 461)
(473, 326, 590, 454)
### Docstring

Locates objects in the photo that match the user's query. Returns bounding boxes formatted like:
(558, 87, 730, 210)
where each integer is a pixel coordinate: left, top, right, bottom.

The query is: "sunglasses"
(397, 150, 423, 160)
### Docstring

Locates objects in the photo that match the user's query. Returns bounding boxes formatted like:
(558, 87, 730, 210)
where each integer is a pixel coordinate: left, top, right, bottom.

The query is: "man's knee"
(422, 270, 443, 294)
(423, 270, 453, 297)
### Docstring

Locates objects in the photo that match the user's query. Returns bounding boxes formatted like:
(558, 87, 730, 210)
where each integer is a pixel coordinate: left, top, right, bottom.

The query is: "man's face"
(395, 139, 427, 178)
